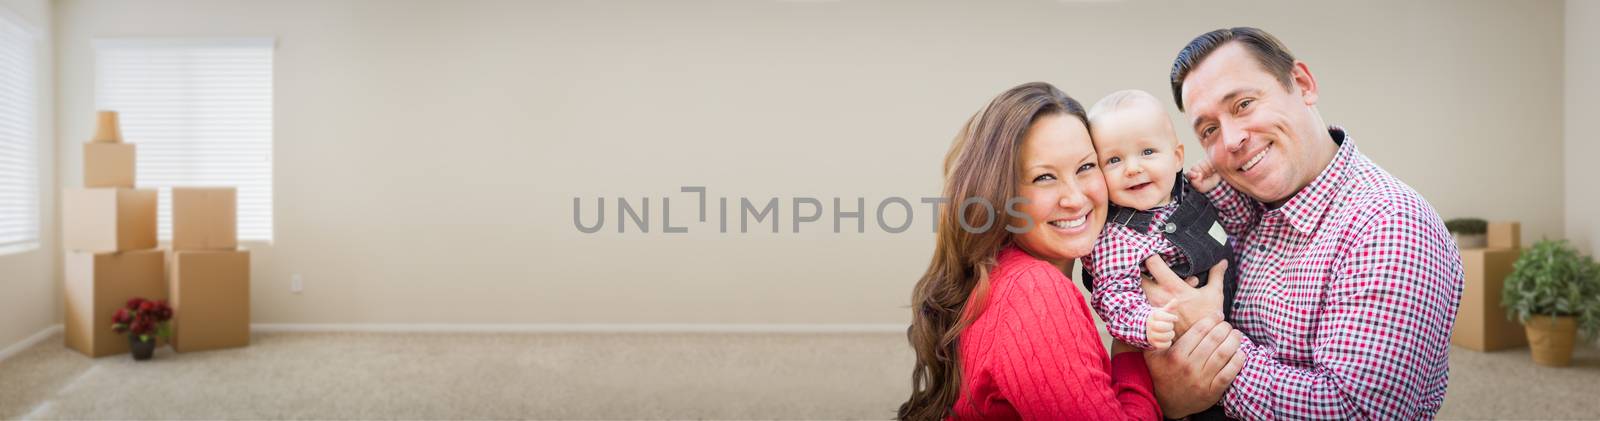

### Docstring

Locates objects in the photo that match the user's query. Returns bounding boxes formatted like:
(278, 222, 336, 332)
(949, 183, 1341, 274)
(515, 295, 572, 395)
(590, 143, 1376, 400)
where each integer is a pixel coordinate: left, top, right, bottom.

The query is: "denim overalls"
(1081, 171, 1239, 319)
(1081, 172, 1240, 421)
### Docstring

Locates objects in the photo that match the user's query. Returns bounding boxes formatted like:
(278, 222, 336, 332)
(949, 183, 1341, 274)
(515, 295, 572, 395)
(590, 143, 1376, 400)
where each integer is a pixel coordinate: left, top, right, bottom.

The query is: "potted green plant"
(1446, 218, 1488, 250)
(1502, 240, 1600, 366)
(110, 297, 173, 361)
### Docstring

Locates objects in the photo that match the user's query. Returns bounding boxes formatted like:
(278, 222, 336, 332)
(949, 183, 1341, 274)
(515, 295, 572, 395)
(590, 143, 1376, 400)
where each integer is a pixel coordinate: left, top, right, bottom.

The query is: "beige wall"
(51, 0, 1566, 326)
(1569, 0, 1599, 257)
(1567, 1, 1600, 348)
(0, 0, 54, 351)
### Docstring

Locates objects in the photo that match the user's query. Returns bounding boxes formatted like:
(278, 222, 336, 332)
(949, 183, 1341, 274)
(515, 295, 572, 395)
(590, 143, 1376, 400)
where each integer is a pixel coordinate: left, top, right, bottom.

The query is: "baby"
(1082, 89, 1237, 350)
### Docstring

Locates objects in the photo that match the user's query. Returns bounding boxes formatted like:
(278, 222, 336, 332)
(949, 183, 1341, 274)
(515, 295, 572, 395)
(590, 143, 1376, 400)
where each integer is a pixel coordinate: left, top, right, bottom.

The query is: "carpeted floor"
(0, 331, 1597, 420)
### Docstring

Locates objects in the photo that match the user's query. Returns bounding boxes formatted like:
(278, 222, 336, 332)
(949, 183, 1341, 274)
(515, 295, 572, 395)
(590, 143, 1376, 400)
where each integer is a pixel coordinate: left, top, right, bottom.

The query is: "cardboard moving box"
(1488, 222, 1521, 249)
(83, 142, 135, 188)
(172, 187, 238, 251)
(1453, 248, 1528, 352)
(64, 249, 167, 358)
(63, 188, 157, 252)
(169, 249, 250, 352)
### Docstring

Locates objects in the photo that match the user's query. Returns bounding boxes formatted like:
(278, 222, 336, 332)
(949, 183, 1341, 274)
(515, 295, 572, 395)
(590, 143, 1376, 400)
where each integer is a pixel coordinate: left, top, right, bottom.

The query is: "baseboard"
(0, 324, 63, 364)
(251, 323, 907, 334)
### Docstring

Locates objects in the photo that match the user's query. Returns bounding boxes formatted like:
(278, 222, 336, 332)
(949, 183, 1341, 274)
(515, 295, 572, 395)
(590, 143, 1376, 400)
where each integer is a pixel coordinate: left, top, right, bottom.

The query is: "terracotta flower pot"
(1453, 233, 1486, 250)
(1524, 315, 1578, 367)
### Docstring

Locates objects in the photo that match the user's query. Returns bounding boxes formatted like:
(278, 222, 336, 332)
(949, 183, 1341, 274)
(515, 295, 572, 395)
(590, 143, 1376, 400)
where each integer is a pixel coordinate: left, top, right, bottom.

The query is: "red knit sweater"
(950, 245, 1161, 420)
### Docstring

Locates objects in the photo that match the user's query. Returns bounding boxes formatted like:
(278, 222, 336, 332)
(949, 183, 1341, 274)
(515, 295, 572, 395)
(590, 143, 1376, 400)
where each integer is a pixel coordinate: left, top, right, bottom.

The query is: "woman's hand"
(1140, 257, 1226, 335)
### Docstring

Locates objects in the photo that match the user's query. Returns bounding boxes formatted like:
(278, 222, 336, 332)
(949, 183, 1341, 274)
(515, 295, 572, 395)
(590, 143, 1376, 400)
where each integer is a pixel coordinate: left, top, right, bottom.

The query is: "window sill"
(0, 242, 40, 258)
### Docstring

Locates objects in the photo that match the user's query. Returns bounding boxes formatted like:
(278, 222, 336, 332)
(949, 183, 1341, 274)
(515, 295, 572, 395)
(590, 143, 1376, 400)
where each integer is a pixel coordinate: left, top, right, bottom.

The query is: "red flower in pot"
(111, 297, 173, 361)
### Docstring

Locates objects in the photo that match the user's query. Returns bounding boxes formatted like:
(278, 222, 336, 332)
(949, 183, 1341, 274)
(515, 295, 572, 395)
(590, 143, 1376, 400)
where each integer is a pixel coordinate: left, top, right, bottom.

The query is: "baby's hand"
(1146, 308, 1179, 350)
(1185, 161, 1222, 193)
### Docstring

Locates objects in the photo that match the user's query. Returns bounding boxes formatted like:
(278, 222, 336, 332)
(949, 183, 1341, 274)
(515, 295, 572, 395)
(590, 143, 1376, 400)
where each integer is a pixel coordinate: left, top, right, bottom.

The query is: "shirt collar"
(1269, 126, 1354, 234)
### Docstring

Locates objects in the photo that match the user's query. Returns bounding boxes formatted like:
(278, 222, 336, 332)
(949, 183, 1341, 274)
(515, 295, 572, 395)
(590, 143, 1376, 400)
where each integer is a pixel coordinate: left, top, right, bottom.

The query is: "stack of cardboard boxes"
(63, 111, 253, 357)
(1452, 222, 1527, 352)
(63, 111, 166, 357)
(167, 187, 251, 353)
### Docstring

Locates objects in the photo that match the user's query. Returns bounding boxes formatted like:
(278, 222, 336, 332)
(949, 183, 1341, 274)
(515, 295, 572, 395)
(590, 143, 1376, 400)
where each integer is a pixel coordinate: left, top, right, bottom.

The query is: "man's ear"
(1291, 61, 1318, 106)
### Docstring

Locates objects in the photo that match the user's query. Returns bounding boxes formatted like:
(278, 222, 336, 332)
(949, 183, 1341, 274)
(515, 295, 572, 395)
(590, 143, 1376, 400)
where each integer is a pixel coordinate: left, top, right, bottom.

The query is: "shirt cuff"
(1110, 304, 1155, 349)
(1204, 181, 1238, 205)
(1222, 336, 1272, 419)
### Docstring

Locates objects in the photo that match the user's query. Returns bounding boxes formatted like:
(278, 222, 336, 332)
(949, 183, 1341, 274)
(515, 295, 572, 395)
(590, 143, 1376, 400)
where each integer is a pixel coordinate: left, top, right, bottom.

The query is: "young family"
(899, 27, 1465, 420)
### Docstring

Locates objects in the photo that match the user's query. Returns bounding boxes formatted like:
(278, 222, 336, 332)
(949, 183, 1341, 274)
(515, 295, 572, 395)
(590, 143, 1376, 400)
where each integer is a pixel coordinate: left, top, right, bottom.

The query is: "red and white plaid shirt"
(1208, 128, 1463, 420)
(1085, 195, 1188, 349)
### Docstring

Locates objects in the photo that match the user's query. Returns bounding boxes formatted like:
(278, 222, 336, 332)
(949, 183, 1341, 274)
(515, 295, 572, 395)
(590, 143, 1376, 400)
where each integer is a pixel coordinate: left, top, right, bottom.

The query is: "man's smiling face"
(1180, 42, 1333, 205)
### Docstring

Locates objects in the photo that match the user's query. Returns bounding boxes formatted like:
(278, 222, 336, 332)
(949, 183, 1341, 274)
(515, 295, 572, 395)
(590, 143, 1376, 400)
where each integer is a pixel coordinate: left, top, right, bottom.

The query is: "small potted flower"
(1446, 218, 1488, 249)
(1502, 240, 1600, 366)
(111, 297, 173, 361)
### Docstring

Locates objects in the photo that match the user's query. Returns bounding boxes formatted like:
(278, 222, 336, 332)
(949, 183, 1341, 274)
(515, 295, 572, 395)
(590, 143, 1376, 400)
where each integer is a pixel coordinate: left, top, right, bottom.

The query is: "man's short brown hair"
(1170, 27, 1297, 111)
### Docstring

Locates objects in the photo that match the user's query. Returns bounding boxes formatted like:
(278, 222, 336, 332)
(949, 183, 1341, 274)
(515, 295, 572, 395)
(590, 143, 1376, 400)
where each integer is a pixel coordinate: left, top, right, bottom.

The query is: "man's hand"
(1144, 316, 1248, 418)
(1141, 257, 1227, 335)
(1186, 160, 1223, 193)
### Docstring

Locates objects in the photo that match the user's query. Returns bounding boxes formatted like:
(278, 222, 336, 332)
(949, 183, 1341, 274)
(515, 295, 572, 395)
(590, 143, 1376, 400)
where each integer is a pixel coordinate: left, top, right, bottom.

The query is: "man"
(1139, 27, 1465, 420)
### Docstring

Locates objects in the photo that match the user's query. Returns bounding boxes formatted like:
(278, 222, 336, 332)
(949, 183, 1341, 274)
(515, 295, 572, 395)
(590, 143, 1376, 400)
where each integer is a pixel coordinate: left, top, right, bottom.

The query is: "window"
(0, 9, 40, 255)
(95, 38, 274, 242)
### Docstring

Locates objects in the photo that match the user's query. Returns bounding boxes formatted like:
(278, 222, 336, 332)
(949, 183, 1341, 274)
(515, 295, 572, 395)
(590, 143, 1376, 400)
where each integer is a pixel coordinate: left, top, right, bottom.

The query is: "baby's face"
(1090, 107, 1185, 211)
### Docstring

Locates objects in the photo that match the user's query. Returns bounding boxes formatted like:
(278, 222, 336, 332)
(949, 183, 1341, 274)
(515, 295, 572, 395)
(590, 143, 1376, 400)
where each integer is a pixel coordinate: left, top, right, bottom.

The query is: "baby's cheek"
(1153, 178, 1176, 196)
(1104, 182, 1131, 203)
(1101, 171, 1124, 188)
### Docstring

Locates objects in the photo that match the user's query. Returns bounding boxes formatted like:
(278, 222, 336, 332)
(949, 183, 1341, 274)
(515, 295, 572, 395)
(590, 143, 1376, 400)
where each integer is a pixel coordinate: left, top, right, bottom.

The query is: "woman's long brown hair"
(898, 82, 1088, 420)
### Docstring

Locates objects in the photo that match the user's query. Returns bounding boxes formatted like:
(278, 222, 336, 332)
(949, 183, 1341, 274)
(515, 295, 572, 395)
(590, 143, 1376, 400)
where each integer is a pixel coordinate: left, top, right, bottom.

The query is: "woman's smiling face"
(1011, 113, 1108, 266)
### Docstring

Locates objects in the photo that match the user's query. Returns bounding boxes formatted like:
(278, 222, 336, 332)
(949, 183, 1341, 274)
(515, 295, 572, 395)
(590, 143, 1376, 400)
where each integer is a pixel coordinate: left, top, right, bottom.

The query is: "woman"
(897, 82, 1159, 420)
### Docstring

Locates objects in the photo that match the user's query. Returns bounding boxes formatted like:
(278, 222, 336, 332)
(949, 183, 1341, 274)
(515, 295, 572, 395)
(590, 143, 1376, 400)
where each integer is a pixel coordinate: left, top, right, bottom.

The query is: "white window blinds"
(0, 10, 39, 254)
(95, 38, 274, 242)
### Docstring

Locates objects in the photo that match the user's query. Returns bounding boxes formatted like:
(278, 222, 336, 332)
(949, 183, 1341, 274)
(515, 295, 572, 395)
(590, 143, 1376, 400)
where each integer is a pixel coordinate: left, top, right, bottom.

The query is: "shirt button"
(1163, 223, 1177, 233)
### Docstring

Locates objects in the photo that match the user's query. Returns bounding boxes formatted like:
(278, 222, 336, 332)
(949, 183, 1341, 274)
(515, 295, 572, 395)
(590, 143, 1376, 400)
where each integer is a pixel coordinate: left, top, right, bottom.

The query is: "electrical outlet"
(291, 273, 304, 294)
